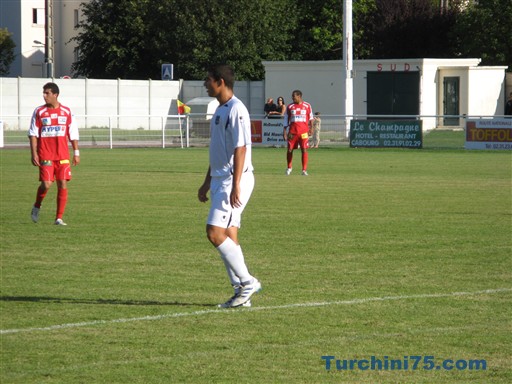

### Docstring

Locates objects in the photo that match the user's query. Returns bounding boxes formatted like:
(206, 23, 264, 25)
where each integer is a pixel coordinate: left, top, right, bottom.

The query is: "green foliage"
(71, 0, 510, 80)
(0, 28, 16, 76)
(453, 0, 512, 68)
(356, 0, 461, 59)
(293, 0, 344, 60)
(72, 0, 294, 80)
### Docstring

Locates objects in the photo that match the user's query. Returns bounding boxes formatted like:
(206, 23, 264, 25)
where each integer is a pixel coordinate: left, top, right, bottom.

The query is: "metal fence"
(2, 113, 506, 149)
(1, 113, 350, 148)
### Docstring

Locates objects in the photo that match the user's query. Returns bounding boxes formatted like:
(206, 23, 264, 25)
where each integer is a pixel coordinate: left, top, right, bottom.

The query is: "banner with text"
(251, 119, 286, 146)
(465, 119, 512, 150)
(350, 120, 422, 149)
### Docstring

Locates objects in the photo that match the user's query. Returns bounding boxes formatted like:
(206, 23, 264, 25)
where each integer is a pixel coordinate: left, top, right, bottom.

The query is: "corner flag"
(177, 100, 191, 115)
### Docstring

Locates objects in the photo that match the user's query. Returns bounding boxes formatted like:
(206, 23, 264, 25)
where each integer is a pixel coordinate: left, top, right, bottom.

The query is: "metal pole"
(343, 0, 353, 136)
(45, 0, 54, 78)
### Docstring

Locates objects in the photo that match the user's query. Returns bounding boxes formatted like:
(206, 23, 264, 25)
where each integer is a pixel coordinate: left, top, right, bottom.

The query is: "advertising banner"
(251, 119, 286, 146)
(350, 120, 422, 148)
(465, 119, 512, 150)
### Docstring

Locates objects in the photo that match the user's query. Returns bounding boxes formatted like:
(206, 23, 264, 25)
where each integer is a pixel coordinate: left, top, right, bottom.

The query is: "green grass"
(1, 131, 511, 383)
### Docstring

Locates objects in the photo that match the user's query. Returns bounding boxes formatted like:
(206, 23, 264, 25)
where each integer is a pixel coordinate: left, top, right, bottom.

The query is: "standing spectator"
(283, 90, 314, 176)
(264, 97, 277, 118)
(505, 92, 512, 116)
(268, 96, 286, 118)
(198, 64, 261, 308)
(309, 112, 322, 148)
(29, 82, 80, 226)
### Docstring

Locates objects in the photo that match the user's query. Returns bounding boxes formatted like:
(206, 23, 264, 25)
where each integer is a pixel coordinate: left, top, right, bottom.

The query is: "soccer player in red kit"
(283, 90, 314, 176)
(28, 82, 80, 226)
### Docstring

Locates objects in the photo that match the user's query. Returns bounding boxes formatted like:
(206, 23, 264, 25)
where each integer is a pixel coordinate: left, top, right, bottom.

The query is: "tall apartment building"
(0, 0, 88, 78)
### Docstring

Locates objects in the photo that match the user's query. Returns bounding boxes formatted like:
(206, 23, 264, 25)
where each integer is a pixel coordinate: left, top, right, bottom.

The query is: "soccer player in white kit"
(198, 64, 261, 308)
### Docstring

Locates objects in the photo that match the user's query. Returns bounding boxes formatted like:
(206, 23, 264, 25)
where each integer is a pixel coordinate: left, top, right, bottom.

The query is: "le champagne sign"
(350, 120, 423, 148)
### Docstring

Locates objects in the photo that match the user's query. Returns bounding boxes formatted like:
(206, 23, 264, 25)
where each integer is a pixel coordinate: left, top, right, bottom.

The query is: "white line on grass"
(1, 287, 510, 335)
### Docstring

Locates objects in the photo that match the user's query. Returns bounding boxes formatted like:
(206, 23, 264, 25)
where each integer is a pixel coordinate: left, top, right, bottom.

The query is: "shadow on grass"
(0, 295, 215, 307)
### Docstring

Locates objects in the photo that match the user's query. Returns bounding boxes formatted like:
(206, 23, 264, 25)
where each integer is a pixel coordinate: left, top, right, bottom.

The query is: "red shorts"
(287, 131, 309, 150)
(39, 159, 72, 182)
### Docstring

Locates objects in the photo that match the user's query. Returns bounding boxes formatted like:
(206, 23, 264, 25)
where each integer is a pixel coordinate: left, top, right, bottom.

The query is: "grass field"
(1, 131, 511, 383)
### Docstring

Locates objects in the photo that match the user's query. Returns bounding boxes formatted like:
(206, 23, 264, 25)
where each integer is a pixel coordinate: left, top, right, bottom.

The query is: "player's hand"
(198, 184, 209, 203)
(230, 184, 242, 208)
(73, 155, 80, 166)
(31, 154, 40, 166)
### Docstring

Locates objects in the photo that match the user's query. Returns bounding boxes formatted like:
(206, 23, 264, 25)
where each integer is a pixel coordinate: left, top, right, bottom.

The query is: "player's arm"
(230, 145, 246, 208)
(283, 108, 289, 140)
(71, 140, 80, 166)
(68, 115, 80, 166)
(29, 135, 40, 166)
(28, 110, 40, 166)
(198, 166, 211, 203)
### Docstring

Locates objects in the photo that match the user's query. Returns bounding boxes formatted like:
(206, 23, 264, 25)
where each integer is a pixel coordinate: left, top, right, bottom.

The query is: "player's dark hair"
(207, 64, 235, 90)
(292, 90, 302, 97)
(43, 82, 60, 95)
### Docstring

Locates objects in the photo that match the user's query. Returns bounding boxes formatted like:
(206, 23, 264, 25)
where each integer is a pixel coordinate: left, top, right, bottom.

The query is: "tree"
(0, 28, 16, 76)
(356, 0, 461, 59)
(452, 0, 512, 69)
(293, 0, 344, 60)
(72, 0, 295, 80)
(71, 0, 152, 79)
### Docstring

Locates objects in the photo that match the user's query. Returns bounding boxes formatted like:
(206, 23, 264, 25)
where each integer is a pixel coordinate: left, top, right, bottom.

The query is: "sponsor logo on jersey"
(41, 117, 52, 126)
(41, 126, 66, 137)
(58, 116, 67, 125)
(51, 113, 58, 119)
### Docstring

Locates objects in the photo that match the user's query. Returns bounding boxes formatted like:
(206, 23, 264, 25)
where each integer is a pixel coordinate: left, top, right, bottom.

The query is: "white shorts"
(207, 172, 254, 228)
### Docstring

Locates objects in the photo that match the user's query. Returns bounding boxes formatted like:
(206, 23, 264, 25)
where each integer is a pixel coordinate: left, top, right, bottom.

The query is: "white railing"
(1, 113, 509, 149)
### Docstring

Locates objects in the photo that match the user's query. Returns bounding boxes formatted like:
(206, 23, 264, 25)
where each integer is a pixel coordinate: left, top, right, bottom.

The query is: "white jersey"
(209, 96, 253, 177)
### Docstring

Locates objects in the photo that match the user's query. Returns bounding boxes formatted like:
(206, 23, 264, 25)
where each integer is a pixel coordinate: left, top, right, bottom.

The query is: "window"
(74, 9, 79, 28)
(32, 8, 45, 25)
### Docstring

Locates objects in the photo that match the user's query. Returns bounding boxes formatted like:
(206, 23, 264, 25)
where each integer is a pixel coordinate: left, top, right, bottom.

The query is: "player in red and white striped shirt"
(283, 90, 314, 176)
(28, 82, 79, 226)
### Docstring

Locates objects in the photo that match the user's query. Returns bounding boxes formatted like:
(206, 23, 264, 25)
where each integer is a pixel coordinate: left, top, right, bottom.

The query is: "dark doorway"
(443, 77, 460, 126)
(367, 72, 420, 118)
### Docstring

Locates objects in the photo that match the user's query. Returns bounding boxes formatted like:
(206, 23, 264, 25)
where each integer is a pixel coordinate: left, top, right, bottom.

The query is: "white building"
(1, 0, 87, 78)
(263, 59, 509, 129)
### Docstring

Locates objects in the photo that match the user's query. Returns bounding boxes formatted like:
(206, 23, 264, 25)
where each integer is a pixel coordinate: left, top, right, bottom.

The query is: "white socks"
(216, 237, 252, 285)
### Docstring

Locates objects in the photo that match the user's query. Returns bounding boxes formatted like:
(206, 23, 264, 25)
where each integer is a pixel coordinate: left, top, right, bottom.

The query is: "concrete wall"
(0, 77, 181, 130)
(0, 77, 263, 130)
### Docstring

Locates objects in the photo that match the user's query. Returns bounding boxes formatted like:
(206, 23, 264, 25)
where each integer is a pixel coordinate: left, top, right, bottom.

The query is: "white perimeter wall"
(0, 77, 264, 131)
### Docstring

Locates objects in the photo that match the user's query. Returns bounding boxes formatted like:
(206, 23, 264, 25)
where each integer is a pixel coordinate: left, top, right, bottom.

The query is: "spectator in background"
(264, 97, 277, 118)
(309, 112, 321, 148)
(268, 96, 286, 118)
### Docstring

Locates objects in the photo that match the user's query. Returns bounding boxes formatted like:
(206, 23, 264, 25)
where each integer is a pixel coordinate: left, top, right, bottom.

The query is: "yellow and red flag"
(177, 99, 191, 115)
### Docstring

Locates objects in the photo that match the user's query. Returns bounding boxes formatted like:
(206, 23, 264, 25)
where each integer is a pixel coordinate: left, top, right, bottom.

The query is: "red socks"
(56, 188, 68, 220)
(34, 185, 48, 208)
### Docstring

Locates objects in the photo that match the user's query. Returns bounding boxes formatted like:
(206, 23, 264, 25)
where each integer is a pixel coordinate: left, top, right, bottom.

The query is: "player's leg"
(55, 161, 72, 225)
(207, 174, 260, 306)
(286, 135, 297, 174)
(31, 163, 54, 222)
(300, 133, 309, 174)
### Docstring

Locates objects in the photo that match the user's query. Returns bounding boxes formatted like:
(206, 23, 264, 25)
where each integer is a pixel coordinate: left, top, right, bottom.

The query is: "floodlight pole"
(343, 0, 353, 136)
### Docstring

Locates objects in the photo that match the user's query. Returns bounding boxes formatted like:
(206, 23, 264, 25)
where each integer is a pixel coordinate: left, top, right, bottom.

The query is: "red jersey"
(284, 101, 314, 135)
(28, 104, 78, 161)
